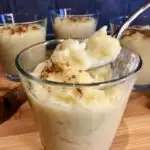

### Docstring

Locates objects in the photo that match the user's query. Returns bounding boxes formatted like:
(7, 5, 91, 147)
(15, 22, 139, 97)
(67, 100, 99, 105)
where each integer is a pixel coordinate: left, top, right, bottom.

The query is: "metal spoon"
(115, 0, 150, 39)
(88, 0, 150, 71)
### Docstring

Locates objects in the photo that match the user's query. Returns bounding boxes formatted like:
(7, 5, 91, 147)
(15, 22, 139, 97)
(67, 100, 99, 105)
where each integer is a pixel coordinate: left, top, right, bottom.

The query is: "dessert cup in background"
(50, 8, 99, 39)
(0, 13, 47, 81)
(16, 40, 142, 150)
(110, 15, 150, 90)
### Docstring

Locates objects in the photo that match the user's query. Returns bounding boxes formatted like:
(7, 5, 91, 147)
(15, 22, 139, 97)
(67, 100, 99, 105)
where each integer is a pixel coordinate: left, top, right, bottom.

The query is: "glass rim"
(15, 40, 142, 88)
(110, 15, 150, 23)
(50, 8, 100, 17)
(0, 13, 47, 25)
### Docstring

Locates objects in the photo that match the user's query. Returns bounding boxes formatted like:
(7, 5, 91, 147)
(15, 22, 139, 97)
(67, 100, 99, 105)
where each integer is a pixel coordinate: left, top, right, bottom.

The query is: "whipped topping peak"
(35, 26, 121, 84)
(51, 39, 88, 69)
(51, 26, 121, 70)
(86, 26, 121, 60)
(30, 26, 124, 108)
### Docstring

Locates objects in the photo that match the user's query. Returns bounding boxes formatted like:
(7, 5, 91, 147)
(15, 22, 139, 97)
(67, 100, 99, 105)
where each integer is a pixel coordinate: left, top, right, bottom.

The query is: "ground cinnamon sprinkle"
(21, 24, 28, 32)
(60, 16, 91, 23)
(10, 29, 15, 35)
(69, 16, 91, 22)
(32, 25, 39, 30)
(79, 70, 84, 73)
(76, 88, 83, 96)
(40, 62, 64, 79)
(40, 72, 49, 78)
(72, 75, 76, 78)
(121, 26, 150, 39)
(15, 26, 23, 34)
(52, 63, 64, 73)
(68, 77, 71, 81)
(1, 24, 39, 35)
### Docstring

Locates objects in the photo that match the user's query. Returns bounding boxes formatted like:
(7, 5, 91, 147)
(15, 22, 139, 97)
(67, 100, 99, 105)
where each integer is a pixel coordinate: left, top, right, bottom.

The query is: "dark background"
(0, 0, 149, 34)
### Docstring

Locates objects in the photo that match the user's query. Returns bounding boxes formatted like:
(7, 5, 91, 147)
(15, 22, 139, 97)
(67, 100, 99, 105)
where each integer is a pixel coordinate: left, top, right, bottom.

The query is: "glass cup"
(50, 8, 100, 39)
(110, 15, 150, 90)
(0, 13, 47, 81)
(16, 40, 142, 150)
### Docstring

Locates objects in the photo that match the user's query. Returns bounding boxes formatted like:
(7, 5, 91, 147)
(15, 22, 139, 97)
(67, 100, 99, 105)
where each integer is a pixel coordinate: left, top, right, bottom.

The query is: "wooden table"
(0, 92, 150, 150)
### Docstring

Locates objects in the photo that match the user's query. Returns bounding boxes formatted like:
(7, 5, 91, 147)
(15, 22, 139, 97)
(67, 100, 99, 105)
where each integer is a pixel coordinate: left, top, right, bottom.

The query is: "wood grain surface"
(0, 92, 150, 150)
(0, 71, 26, 123)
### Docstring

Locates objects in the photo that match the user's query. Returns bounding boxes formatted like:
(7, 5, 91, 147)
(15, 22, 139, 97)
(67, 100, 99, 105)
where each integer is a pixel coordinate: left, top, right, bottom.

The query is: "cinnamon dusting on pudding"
(40, 61, 80, 83)
(72, 75, 76, 78)
(60, 16, 91, 23)
(0, 24, 40, 35)
(40, 62, 64, 78)
(10, 29, 15, 35)
(53, 16, 97, 39)
(32, 25, 39, 30)
(0, 23, 46, 75)
(121, 26, 150, 39)
(76, 88, 83, 97)
(79, 70, 84, 73)
(120, 25, 150, 85)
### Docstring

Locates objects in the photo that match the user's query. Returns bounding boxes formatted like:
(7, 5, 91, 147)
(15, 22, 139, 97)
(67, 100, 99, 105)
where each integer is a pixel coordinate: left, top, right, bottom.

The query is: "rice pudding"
(0, 24, 46, 75)
(19, 27, 136, 150)
(53, 16, 97, 39)
(120, 26, 150, 85)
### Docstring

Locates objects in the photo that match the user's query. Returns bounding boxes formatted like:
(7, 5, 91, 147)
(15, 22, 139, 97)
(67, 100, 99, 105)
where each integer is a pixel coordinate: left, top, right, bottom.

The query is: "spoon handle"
(115, 0, 150, 40)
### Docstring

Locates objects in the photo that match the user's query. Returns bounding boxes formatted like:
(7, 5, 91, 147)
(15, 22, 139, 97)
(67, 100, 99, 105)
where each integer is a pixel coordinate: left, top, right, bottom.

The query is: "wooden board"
(0, 70, 26, 123)
(0, 92, 150, 150)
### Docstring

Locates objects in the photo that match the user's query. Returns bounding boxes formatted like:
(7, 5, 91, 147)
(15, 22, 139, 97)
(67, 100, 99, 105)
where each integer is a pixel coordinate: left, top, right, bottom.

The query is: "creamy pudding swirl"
(51, 26, 121, 70)
(31, 26, 123, 108)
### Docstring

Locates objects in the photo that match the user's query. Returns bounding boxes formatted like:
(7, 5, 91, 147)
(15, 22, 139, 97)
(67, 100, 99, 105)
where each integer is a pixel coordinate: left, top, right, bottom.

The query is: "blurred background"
(0, 0, 150, 35)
